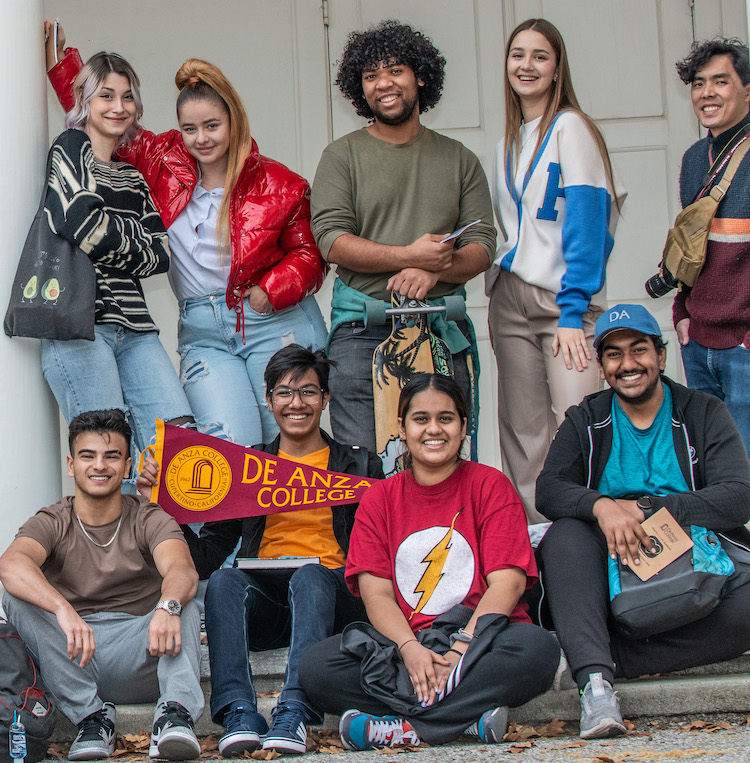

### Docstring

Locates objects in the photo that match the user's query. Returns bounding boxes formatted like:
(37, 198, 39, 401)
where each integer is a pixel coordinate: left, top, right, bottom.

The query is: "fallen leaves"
(45, 743, 66, 760)
(311, 728, 346, 754)
(550, 739, 586, 749)
(508, 741, 533, 753)
(677, 719, 733, 733)
(503, 717, 567, 742)
(249, 750, 281, 759)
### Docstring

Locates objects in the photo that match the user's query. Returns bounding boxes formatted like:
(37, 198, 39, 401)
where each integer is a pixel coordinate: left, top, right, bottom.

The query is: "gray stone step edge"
(51, 650, 750, 742)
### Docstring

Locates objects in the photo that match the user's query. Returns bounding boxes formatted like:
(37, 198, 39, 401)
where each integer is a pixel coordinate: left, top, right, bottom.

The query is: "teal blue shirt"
(598, 383, 689, 497)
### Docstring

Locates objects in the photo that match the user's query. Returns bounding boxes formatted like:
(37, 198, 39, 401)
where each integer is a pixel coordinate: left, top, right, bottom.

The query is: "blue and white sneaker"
(69, 702, 116, 760)
(262, 703, 308, 754)
(339, 710, 421, 751)
(149, 701, 200, 759)
(218, 704, 268, 758)
(464, 706, 509, 743)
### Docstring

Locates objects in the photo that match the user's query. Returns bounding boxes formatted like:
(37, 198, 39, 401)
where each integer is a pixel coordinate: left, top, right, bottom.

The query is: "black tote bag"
(4, 148, 96, 341)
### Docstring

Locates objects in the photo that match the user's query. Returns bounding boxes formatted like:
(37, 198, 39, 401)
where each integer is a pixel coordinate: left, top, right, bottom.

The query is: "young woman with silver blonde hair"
(40, 40, 192, 491)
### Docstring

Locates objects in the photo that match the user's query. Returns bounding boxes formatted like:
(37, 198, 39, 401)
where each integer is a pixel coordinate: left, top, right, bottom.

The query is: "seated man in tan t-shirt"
(0, 409, 203, 762)
(138, 344, 384, 759)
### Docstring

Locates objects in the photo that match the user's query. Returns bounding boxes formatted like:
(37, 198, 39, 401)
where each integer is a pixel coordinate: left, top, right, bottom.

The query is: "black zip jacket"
(182, 429, 384, 579)
(536, 376, 750, 544)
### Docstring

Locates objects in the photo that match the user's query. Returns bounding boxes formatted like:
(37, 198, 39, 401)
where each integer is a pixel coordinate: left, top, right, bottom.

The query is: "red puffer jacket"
(49, 48, 327, 316)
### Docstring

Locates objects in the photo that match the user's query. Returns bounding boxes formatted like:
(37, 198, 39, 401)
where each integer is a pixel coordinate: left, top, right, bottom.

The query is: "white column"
(0, 0, 61, 557)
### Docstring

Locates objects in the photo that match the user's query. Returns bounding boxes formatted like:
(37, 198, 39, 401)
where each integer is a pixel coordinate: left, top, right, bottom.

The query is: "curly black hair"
(676, 37, 750, 85)
(335, 20, 446, 119)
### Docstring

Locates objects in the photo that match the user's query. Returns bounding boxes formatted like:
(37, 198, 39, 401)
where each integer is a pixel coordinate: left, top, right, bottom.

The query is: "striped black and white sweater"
(44, 129, 169, 332)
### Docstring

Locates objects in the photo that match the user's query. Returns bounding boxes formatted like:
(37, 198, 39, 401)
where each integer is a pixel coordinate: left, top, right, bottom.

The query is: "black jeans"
(298, 621, 558, 745)
(538, 517, 750, 689)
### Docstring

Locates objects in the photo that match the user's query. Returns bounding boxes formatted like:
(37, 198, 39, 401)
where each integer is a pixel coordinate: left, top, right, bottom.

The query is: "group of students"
(8, 10, 747, 762)
(38, 16, 625, 517)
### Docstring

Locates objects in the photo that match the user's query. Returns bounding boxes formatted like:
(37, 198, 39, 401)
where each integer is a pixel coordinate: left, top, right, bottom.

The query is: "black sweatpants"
(298, 621, 558, 745)
(539, 518, 750, 689)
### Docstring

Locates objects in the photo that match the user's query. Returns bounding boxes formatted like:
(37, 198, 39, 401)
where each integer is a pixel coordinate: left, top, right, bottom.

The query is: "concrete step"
(52, 649, 750, 742)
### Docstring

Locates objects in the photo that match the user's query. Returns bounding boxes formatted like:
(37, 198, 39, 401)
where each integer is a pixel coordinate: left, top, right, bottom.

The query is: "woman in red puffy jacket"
(46, 24, 328, 447)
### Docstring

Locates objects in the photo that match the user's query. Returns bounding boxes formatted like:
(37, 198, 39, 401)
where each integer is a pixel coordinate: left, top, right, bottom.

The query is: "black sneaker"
(149, 701, 200, 760)
(69, 702, 116, 760)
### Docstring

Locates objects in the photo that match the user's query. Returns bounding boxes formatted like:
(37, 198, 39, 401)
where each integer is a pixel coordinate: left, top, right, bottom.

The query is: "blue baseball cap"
(593, 304, 663, 349)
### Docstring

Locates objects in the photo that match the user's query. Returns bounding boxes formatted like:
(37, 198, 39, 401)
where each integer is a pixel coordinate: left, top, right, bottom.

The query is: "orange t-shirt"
(258, 447, 346, 569)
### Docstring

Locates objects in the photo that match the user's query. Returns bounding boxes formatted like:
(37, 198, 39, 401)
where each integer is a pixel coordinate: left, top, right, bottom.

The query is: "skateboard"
(367, 293, 466, 475)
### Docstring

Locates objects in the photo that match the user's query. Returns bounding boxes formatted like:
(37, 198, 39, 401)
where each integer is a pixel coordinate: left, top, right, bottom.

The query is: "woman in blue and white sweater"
(487, 18, 626, 523)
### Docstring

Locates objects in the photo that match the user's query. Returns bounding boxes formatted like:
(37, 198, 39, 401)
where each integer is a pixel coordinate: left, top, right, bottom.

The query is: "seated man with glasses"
(139, 344, 383, 758)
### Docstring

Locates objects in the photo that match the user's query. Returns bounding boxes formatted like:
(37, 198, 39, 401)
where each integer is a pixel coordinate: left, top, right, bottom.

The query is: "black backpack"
(0, 620, 56, 762)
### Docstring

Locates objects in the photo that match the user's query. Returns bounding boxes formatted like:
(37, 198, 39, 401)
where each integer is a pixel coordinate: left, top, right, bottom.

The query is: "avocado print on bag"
(4, 147, 96, 340)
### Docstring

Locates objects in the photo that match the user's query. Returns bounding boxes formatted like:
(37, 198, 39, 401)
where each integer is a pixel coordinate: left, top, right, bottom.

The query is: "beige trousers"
(489, 270, 602, 523)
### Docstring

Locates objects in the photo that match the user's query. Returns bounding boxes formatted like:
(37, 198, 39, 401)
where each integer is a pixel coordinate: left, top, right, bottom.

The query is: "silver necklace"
(76, 513, 123, 548)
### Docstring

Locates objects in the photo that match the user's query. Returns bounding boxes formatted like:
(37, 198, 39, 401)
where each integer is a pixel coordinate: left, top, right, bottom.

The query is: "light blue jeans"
(41, 324, 192, 488)
(177, 293, 327, 447)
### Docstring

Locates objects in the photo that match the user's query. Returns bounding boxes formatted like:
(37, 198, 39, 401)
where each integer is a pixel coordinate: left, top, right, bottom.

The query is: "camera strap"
(695, 122, 750, 202)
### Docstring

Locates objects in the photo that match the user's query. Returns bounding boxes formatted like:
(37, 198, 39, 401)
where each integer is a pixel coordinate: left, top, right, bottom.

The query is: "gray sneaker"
(579, 673, 626, 739)
(69, 703, 116, 760)
(464, 706, 509, 742)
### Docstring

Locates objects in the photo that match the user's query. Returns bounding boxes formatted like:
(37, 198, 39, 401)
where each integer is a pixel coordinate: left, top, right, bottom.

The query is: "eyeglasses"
(269, 385, 324, 403)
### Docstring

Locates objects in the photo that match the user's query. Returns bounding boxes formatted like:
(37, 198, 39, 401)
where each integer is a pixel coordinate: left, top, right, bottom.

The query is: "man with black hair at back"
(672, 38, 750, 454)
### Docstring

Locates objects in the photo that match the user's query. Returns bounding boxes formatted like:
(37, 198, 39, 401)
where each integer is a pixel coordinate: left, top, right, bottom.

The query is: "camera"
(645, 266, 680, 299)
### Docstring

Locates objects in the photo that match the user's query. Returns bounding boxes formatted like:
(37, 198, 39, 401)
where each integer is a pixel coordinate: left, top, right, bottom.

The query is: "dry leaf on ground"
(503, 722, 539, 741)
(504, 718, 567, 741)
(537, 718, 567, 737)
(250, 749, 281, 760)
(508, 741, 534, 753)
(677, 720, 732, 733)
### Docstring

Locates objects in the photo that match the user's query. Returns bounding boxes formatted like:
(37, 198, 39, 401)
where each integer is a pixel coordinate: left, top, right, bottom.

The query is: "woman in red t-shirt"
(299, 374, 559, 749)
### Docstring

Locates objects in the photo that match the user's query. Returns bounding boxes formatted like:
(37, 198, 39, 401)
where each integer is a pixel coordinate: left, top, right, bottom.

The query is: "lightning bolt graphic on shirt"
(409, 508, 464, 621)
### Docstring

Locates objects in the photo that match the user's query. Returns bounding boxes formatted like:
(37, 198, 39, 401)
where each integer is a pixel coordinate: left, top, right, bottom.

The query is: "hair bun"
(175, 59, 212, 91)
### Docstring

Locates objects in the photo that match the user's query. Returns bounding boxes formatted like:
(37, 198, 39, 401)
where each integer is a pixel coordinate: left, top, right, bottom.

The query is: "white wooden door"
(324, 0, 746, 468)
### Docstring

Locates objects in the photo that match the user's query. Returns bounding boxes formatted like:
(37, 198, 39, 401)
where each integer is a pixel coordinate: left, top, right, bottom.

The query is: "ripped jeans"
(42, 324, 191, 491)
(177, 292, 327, 447)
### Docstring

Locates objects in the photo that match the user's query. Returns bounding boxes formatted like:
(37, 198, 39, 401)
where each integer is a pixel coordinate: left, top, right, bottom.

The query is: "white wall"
(0, 0, 62, 563)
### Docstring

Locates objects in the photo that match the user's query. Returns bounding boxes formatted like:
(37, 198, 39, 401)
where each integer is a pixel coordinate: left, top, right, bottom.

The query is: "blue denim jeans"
(41, 324, 192, 488)
(203, 565, 365, 724)
(177, 293, 327, 447)
(680, 339, 750, 455)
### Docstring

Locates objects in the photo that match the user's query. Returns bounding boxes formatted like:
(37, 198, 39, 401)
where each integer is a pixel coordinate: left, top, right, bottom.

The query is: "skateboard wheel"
(443, 295, 466, 321)
(364, 299, 388, 326)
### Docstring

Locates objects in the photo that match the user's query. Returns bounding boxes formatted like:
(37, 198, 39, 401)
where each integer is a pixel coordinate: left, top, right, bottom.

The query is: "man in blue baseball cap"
(534, 304, 750, 740)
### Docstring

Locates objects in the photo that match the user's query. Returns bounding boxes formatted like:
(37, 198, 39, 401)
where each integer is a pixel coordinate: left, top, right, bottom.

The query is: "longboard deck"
(372, 297, 454, 475)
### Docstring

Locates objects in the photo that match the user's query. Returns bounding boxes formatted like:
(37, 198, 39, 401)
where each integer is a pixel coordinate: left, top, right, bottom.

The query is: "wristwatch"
(636, 496, 654, 517)
(156, 599, 182, 616)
